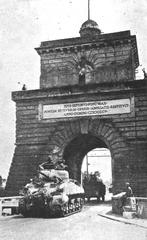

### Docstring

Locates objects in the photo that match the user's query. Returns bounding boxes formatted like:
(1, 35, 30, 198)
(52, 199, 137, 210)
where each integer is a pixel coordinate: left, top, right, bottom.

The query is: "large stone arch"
(46, 118, 130, 194)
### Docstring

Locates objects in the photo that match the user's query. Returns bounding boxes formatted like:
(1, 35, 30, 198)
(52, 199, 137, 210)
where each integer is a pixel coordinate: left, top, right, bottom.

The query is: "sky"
(0, 0, 147, 179)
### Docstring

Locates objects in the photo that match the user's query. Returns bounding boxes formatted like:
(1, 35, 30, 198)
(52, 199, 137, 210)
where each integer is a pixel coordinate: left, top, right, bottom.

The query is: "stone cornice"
(37, 30, 131, 49)
(35, 30, 139, 68)
(12, 80, 147, 102)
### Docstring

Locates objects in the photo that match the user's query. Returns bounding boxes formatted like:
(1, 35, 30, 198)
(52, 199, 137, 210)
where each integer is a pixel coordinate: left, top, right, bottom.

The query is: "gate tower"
(6, 18, 147, 197)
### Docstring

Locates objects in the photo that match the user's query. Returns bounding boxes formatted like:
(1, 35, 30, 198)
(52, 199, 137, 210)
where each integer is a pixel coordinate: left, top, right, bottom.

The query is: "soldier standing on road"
(125, 182, 133, 197)
(121, 182, 133, 207)
(100, 182, 106, 202)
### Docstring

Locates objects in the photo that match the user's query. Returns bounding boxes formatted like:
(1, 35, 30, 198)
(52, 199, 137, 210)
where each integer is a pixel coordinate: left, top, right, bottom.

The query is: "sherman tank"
(19, 168, 85, 217)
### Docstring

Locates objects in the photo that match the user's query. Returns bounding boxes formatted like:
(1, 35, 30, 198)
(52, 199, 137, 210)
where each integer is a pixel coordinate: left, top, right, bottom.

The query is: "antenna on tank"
(88, 0, 90, 20)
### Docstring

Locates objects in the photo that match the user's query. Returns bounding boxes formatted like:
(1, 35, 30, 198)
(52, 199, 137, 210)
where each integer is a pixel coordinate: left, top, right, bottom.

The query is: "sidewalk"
(97, 204, 147, 229)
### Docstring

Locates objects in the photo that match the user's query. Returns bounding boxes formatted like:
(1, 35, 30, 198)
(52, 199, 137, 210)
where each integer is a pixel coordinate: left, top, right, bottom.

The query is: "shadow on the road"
(85, 199, 112, 206)
(11, 215, 24, 219)
(5, 214, 58, 220)
(11, 214, 61, 219)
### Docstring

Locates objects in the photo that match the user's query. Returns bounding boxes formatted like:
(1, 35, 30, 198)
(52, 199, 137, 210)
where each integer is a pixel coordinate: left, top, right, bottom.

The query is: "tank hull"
(19, 169, 85, 218)
(19, 193, 85, 217)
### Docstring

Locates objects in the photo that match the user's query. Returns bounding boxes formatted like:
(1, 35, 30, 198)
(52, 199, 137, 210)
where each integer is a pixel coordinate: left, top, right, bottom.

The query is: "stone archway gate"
(6, 80, 147, 196)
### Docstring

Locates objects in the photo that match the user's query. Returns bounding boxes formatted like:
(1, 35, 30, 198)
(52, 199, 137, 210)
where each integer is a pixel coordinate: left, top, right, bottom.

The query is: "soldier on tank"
(39, 155, 55, 170)
(55, 159, 68, 170)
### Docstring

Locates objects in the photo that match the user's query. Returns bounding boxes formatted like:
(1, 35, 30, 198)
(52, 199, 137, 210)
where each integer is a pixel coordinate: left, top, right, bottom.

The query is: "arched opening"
(81, 148, 112, 200)
(63, 133, 113, 185)
(46, 119, 129, 195)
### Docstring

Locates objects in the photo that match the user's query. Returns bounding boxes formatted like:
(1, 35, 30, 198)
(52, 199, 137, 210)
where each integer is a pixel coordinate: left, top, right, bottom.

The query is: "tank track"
(19, 196, 84, 218)
(52, 197, 85, 217)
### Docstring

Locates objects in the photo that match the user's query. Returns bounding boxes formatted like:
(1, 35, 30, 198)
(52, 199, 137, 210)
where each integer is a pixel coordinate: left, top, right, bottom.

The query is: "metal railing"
(0, 196, 22, 216)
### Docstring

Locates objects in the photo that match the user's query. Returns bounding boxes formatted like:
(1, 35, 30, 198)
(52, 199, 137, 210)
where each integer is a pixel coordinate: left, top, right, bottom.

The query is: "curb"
(97, 213, 147, 229)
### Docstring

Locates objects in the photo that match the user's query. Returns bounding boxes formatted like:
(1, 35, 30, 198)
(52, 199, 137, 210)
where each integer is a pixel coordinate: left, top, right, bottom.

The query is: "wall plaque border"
(42, 99, 131, 119)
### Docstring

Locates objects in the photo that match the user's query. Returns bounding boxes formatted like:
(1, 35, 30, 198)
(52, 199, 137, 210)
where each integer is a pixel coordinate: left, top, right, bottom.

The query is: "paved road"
(0, 203, 147, 240)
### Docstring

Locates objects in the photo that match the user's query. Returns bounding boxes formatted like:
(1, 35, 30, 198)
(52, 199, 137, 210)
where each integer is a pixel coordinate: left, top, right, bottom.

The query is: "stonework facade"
(36, 30, 138, 89)
(6, 20, 147, 197)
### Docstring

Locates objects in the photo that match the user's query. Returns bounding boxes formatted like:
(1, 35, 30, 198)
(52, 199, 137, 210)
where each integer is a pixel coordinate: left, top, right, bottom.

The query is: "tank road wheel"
(70, 200, 75, 212)
(75, 198, 81, 210)
(73, 200, 76, 212)
(61, 203, 69, 217)
(77, 202, 80, 210)
(68, 202, 73, 213)
(74, 201, 78, 210)
(80, 198, 84, 209)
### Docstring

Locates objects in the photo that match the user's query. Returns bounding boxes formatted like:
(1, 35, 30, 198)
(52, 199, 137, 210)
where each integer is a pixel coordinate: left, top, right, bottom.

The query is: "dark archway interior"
(63, 133, 108, 182)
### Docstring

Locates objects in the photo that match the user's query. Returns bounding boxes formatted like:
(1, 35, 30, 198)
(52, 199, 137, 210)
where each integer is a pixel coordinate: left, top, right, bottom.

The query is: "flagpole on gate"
(88, 0, 90, 20)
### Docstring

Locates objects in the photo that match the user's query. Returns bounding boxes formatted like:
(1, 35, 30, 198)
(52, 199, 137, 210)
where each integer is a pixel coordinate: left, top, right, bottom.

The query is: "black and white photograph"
(0, 0, 147, 239)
